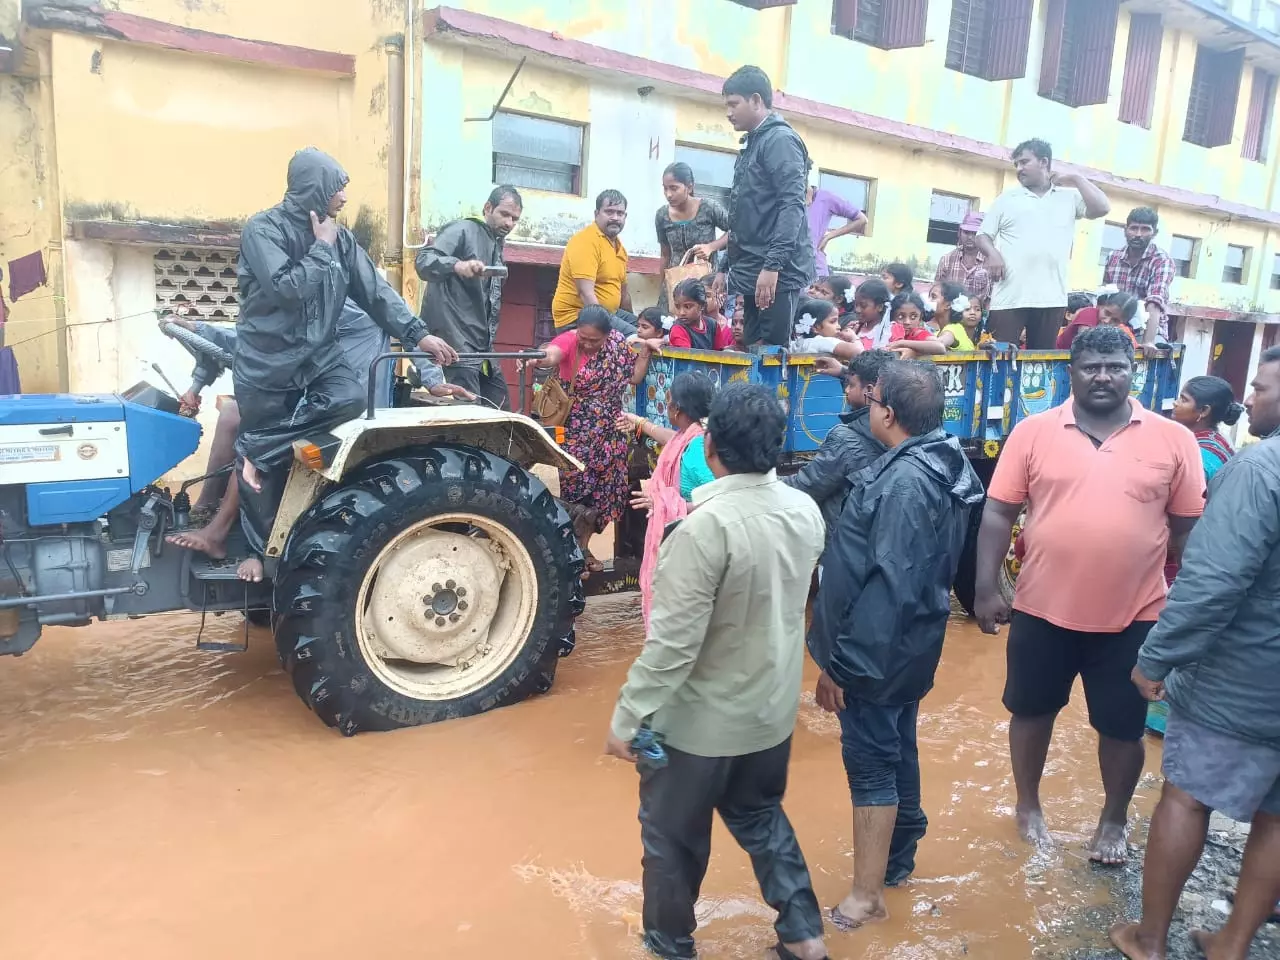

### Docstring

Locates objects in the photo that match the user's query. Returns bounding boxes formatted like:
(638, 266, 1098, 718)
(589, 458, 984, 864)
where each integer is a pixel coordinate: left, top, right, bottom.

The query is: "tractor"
(0, 343, 585, 735)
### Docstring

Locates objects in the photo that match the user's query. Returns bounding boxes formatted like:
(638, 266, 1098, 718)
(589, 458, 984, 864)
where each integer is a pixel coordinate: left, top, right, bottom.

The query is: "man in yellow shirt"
(552, 189, 636, 333)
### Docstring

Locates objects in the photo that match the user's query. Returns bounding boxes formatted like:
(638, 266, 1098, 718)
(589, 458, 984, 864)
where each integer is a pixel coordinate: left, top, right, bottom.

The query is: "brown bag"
(664, 251, 713, 306)
(531, 341, 578, 426)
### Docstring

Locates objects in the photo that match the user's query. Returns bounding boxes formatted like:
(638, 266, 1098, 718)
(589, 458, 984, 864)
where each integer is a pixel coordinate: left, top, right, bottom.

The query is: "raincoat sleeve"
(239, 219, 345, 306)
(783, 428, 858, 505)
(1136, 458, 1280, 682)
(828, 487, 941, 691)
(187, 322, 238, 392)
(414, 220, 469, 281)
(760, 134, 809, 274)
(610, 516, 723, 742)
(343, 241, 441, 385)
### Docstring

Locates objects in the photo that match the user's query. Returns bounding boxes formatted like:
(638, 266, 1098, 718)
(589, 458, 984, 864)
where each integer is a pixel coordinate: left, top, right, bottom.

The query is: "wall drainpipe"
(385, 35, 406, 295)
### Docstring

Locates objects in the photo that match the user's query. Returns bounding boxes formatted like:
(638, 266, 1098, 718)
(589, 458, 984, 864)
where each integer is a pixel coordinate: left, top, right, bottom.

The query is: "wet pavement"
(0, 597, 1268, 959)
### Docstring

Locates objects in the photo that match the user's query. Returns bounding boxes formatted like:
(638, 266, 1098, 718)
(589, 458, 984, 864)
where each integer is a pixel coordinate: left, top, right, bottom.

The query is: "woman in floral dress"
(529, 305, 633, 572)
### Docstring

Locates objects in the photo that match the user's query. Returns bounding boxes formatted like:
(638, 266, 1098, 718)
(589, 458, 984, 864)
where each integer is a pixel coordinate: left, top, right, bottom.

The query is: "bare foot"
(1188, 928, 1231, 958)
(241, 458, 263, 493)
(771, 939, 828, 960)
(166, 528, 228, 560)
(1108, 921, 1166, 960)
(237, 557, 264, 583)
(1089, 820, 1129, 865)
(829, 890, 888, 931)
(1017, 806, 1053, 848)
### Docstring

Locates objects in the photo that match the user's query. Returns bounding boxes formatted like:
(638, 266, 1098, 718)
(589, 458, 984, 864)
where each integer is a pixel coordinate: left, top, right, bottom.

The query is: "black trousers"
(638, 737, 823, 959)
(443, 361, 510, 410)
(233, 362, 366, 556)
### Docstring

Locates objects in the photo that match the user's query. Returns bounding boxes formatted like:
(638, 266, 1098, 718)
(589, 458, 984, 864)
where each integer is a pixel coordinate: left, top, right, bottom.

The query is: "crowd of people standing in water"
(405, 60, 1280, 960)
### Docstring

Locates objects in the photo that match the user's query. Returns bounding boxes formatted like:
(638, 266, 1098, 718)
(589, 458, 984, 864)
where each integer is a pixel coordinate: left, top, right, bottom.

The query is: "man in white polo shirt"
(977, 139, 1109, 349)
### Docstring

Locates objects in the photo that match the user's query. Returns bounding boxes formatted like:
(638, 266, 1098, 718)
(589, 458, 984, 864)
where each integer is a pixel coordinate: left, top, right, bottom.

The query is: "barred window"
(154, 248, 240, 321)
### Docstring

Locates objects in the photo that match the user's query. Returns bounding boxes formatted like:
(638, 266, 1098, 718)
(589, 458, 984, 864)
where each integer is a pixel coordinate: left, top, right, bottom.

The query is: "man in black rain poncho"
(233, 147, 471, 580)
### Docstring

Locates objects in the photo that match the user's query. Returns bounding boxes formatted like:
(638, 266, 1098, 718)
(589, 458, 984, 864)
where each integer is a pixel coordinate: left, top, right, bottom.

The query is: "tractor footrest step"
(190, 556, 249, 581)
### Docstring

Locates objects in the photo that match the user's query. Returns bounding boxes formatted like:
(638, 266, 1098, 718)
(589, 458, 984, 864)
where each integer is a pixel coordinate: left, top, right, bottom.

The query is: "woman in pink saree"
(616, 372, 716, 627)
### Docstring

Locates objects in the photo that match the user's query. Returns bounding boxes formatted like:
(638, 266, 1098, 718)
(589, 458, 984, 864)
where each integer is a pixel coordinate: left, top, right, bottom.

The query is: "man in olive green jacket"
(606, 382, 828, 960)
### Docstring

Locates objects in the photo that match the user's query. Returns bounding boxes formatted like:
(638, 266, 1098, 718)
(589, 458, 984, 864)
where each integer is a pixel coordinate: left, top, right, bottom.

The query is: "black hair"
(706, 381, 785, 474)
(669, 372, 715, 421)
(846, 348, 896, 386)
(1012, 138, 1053, 163)
(855, 277, 892, 307)
(1067, 292, 1094, 314)
(891, 291, 929, 320)
(1070, 324, 1134, 365)
(577, 304, 614, 334)
(1102, 291, 1140, 325)
(663, 162, 694, 189)
(595, 189, 627, 212)
(878, 360, 944, 436)
(636, 307, 665, 334)
(1183, 376, 1244, 428)
(487, 185, 523, 209)
(1263, 345, 1280, 365)
(722, 65, 774, 109)
(882, 262, 913, 291)
(796, 297, 838, 333)
(1126, 206, 1159, 229)
(937, 282, 965, 308)
(827, 275, 853, 305)
(672, 277, 708, 308)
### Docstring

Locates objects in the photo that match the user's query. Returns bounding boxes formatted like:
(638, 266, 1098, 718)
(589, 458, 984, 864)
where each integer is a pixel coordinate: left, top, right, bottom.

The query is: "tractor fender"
(261, 406, 583, 563)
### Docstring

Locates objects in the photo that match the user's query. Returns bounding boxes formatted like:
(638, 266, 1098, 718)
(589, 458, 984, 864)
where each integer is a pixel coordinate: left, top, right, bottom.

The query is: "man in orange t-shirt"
(973, 325, 1205, 867)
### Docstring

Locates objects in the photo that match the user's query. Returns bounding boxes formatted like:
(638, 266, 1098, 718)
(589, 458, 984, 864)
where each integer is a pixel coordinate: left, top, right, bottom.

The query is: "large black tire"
(272, 444, 584, 735)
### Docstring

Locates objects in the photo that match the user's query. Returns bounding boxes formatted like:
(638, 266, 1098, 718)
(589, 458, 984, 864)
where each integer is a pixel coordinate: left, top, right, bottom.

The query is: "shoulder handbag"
(531, 339, 579, 427)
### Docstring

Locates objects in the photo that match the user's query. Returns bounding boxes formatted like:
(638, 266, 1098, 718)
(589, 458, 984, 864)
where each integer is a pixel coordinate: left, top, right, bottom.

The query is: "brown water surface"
(0, 599, 1160, 959)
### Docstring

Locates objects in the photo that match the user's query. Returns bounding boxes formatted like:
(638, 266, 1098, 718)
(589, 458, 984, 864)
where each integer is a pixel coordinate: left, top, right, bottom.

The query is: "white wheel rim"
(354, 512, 539, 701)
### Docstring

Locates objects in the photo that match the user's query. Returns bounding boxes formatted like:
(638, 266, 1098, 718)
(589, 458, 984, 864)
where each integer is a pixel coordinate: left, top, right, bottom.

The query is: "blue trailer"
(601, 343, 1185, 610)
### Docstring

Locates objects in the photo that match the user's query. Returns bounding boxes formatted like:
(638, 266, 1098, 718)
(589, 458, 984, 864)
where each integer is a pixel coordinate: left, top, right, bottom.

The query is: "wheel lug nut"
(449, 613, 460, 623)
(435, 617, 446, 626)
(458, 600, 468, 611)
(456, 587, 466, 597)
(432, 583, 443, 593)
(421, 595, 431, 605)
(446, 579, 456, 589)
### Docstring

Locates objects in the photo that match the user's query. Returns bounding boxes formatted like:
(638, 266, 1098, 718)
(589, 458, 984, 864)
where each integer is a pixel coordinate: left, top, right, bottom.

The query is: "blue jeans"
(837, 697, 928, 886)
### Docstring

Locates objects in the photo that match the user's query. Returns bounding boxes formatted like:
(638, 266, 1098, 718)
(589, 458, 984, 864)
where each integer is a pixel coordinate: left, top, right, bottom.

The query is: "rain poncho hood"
(808, 428, 984, 705)
(282, 148, 350, 224)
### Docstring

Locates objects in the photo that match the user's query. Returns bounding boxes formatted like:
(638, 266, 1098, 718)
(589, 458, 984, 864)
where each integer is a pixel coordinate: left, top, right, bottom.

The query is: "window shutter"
(881, 0, 928, 48)
(831, 0, 858, 36)
(1242, 68, 1277, 162)
(852, 0, 882, 43)
(984, 0, 1035, 82)
(1206, 47, 1245, 148)
(1118, 13, 1162, 127)
(1039, 0, 1067, 99)
(1071, 0, 1120, 107)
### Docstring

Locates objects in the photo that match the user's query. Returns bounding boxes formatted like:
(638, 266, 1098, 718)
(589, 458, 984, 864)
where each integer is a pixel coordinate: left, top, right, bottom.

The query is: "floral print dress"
(559, 331, 633, 533)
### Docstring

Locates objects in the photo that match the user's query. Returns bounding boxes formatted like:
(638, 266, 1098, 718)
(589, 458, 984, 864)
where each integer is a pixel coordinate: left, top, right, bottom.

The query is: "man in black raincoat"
(713, 65, 814, 347)
(807, 360, 982, 931)
(233, 147, 469, 577)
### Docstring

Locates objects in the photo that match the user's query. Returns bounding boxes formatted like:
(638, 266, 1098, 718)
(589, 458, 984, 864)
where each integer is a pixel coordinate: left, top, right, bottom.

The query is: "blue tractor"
(0, 362, 585, 735)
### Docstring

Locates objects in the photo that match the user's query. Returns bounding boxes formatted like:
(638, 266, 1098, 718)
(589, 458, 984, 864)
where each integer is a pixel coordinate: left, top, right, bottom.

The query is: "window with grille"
(1184, 46, 1245, 149)
(1223, 244, 1250, 285)
(492, 111, 585, 196)
(926, 191, 975, 246)
(154, 248, 240, 321)
(819, 171, 874, 225)
(831, 0, 927, 50)
(1098, 222, 1126, 268)
(946, 0, 1035, 82)
(1170, 235, 1199, 279)
(1118, 13, 1163, 128)
(1242, 69, 1277, 163)
(1039, 0, 1120, 108)
(674, 143, 737, 212)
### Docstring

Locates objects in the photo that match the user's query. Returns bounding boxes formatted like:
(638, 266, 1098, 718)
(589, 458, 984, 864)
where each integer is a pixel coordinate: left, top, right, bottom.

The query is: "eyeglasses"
(865, 393, 889, 409)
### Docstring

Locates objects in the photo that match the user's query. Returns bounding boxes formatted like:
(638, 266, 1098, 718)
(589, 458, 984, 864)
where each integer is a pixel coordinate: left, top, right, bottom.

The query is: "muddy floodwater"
(0, 597, 1200, 959)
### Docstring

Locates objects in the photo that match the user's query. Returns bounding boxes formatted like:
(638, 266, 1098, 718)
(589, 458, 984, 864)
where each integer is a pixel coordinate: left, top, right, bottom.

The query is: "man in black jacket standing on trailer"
(416, 185, 524, 409)
(808, 360, 983, 931)
(713, 65, 814, 347)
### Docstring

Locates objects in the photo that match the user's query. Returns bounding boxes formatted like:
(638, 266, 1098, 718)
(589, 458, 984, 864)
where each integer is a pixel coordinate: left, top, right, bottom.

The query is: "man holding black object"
(416, 185, 524, 409)
(606, 382, 829, 960)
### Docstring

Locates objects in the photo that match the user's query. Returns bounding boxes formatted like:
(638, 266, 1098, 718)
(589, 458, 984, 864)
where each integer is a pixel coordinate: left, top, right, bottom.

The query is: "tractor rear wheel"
(272, 444, 584, 734)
